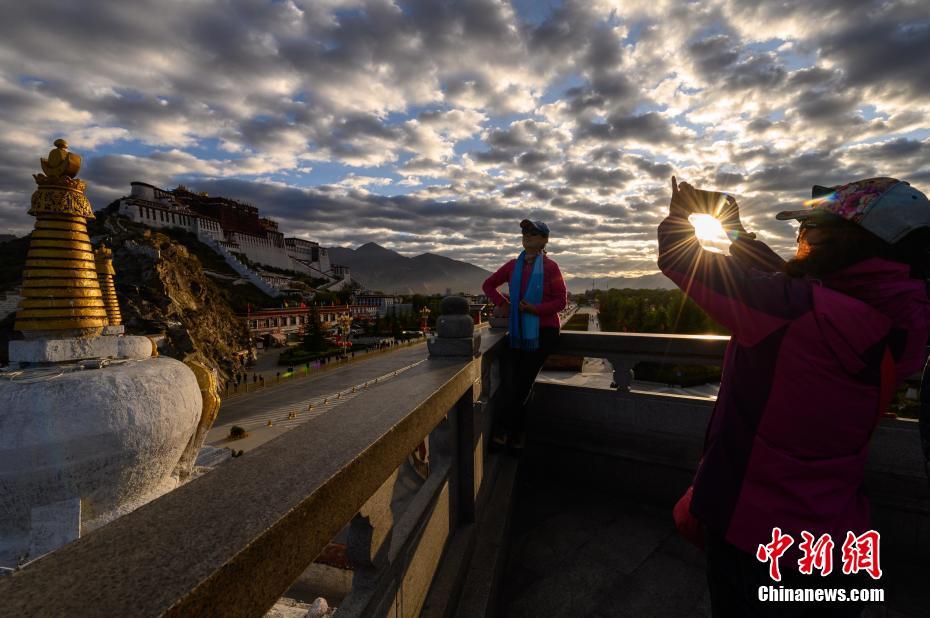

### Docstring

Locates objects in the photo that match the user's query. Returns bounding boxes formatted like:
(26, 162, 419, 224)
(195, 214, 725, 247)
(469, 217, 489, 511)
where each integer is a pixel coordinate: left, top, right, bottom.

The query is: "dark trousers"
(705, 530, 866, 618)
(499, 327, 559, 437)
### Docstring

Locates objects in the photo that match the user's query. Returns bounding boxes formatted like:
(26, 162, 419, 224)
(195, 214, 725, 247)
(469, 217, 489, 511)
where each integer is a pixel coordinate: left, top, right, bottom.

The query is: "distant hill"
(0, 234, 16, 245)
(328, 243, 676, 295)
(564, 272, 676, 293)
(327, 242, 492, 294)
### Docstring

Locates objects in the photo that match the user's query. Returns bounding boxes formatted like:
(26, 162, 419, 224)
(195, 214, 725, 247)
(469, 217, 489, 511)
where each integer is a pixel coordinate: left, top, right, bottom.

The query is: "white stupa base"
(8, 334, 152, 365)
(0, 356, 201, 565)
(28, 498, 81, 561)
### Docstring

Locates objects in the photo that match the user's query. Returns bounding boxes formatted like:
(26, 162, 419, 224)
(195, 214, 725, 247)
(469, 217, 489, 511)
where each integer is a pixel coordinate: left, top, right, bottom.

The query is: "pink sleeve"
(482, 260, 514, 306)
(534, 259, 567, 317)
(657, 214, 809, 346)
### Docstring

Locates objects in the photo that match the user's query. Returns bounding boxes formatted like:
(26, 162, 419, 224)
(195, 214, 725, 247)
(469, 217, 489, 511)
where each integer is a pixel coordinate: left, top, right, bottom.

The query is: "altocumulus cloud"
(0, 0, 928, 280)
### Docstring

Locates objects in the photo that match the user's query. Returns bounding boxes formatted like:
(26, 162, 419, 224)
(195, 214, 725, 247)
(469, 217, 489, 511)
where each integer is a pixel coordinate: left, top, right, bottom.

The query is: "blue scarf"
(508, 251, 544, 350)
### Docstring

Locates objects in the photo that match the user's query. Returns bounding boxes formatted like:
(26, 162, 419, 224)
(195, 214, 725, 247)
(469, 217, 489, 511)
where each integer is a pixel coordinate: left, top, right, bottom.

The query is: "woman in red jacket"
(661, 177, 930, 616)
(482, 219, 568, 450)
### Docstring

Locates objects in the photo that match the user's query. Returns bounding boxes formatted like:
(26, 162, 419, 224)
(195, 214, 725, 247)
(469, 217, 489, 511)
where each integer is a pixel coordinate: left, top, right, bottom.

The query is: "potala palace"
(118, 182, 350, 296)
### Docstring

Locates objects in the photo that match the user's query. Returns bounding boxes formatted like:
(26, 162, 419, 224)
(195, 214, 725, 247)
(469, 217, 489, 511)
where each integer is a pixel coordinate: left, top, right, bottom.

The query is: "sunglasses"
(797, 218, 842, 240)
(521, 229, 545, 237)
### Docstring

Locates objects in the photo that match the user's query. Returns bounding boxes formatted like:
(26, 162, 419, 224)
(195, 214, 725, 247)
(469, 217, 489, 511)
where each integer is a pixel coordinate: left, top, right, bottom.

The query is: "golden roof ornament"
(30, 138, 93, 220)
(95, 243, 122, 327)
(15, 139, 108, 339)
(41, 139, 82, 178)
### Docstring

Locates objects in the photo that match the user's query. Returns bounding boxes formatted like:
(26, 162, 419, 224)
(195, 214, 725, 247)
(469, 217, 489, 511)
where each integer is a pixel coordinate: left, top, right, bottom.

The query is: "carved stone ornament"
(29, 176, 94, 218)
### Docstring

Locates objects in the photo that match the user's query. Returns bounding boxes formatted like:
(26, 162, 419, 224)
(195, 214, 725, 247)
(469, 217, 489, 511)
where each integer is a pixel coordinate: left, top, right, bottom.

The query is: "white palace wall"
(117, 186, 337, 280)
(225, 232, 295, 271)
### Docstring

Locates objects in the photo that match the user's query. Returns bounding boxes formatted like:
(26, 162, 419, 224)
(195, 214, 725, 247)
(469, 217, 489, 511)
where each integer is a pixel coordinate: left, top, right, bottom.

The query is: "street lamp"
(419, 306, 431, 334)
(338, 313, 353, 359)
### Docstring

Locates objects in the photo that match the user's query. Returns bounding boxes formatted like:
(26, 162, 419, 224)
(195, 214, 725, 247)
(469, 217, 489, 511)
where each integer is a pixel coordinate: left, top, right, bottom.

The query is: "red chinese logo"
(797, 531, 834, 576)
(756, 527, 794, 582)
(757, 528, 882, 581)
(841, 530, 882, 580)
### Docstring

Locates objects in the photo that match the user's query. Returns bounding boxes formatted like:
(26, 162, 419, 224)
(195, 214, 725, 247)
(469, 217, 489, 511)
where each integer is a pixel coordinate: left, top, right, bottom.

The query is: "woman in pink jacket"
(482, 219, 567, 450)
(660, 177, 930, 616)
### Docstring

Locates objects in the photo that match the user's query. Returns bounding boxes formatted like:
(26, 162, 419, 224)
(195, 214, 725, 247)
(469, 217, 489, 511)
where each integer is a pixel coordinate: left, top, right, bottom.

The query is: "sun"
(688, 213, 731, 254)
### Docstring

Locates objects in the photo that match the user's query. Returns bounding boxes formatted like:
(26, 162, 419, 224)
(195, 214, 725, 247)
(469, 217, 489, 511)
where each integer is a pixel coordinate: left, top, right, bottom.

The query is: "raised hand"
(670, 176, 696, 217)
(718, 194, 756, 239)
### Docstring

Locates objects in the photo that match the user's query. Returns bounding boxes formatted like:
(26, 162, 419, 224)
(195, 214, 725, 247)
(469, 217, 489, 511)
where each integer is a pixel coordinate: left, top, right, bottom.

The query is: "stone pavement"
(500, 451, 710, 618)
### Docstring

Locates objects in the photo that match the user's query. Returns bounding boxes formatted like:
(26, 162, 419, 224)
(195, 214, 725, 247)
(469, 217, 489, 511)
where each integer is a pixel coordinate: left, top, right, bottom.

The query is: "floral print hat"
(776, 177, 930, 244)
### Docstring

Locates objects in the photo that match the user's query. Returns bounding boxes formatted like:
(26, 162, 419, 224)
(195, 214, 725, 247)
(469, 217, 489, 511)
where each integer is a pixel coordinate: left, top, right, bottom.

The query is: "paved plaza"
(208, 342, 428, 452)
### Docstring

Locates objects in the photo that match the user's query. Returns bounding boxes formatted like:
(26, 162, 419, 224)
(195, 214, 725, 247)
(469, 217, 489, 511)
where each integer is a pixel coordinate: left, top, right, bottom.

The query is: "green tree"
(595, 288, 727, 335)
(593, 287, 726, 386)
(302, 308, 326, 353)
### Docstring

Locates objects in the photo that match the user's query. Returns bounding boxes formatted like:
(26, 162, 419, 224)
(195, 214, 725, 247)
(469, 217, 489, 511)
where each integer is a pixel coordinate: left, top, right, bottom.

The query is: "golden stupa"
(94, 244, 122, 326)
(14, 139, 109, 338)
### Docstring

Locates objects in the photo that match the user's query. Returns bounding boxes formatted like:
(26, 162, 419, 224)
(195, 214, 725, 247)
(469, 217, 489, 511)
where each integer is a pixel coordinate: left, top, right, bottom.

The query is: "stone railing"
(0, 328, 510, 617)
(529, 331, 930, 564)
(2, 328, 926, 615)
(553, 330, 729, 391)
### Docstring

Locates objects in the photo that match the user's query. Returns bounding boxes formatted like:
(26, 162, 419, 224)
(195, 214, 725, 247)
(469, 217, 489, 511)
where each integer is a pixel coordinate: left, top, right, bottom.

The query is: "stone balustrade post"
(488, 303, 509, 330)
(427, 296, 480, 359)
(427, 296, 480, 525)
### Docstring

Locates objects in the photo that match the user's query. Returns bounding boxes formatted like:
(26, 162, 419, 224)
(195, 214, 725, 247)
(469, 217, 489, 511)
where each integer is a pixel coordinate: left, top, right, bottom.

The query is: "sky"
(1, 0, 928, 279)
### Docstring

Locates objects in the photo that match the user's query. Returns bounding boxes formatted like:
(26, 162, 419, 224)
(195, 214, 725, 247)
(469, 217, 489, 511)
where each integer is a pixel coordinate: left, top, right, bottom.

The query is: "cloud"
(1, 0, 928, 281)
(336, 173, 394, 190)
(563, 164, 634, 188)
(577, 111, 691, 145)
(817, 10, 930, 99)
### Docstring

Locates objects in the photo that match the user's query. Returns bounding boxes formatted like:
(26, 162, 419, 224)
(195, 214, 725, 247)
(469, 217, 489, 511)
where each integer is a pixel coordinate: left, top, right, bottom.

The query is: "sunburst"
(688, 213, 731, 254)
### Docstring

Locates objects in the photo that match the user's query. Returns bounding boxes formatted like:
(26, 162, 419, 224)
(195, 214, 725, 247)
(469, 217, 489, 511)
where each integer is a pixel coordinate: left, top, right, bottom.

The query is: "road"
(208, 341, 429, 452)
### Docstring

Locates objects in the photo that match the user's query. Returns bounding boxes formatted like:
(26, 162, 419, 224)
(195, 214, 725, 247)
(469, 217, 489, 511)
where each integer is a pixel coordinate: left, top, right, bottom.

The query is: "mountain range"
(563, 272, 675, 292)
(327, 243, 493, 295)
(328, 243, 674, 294)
